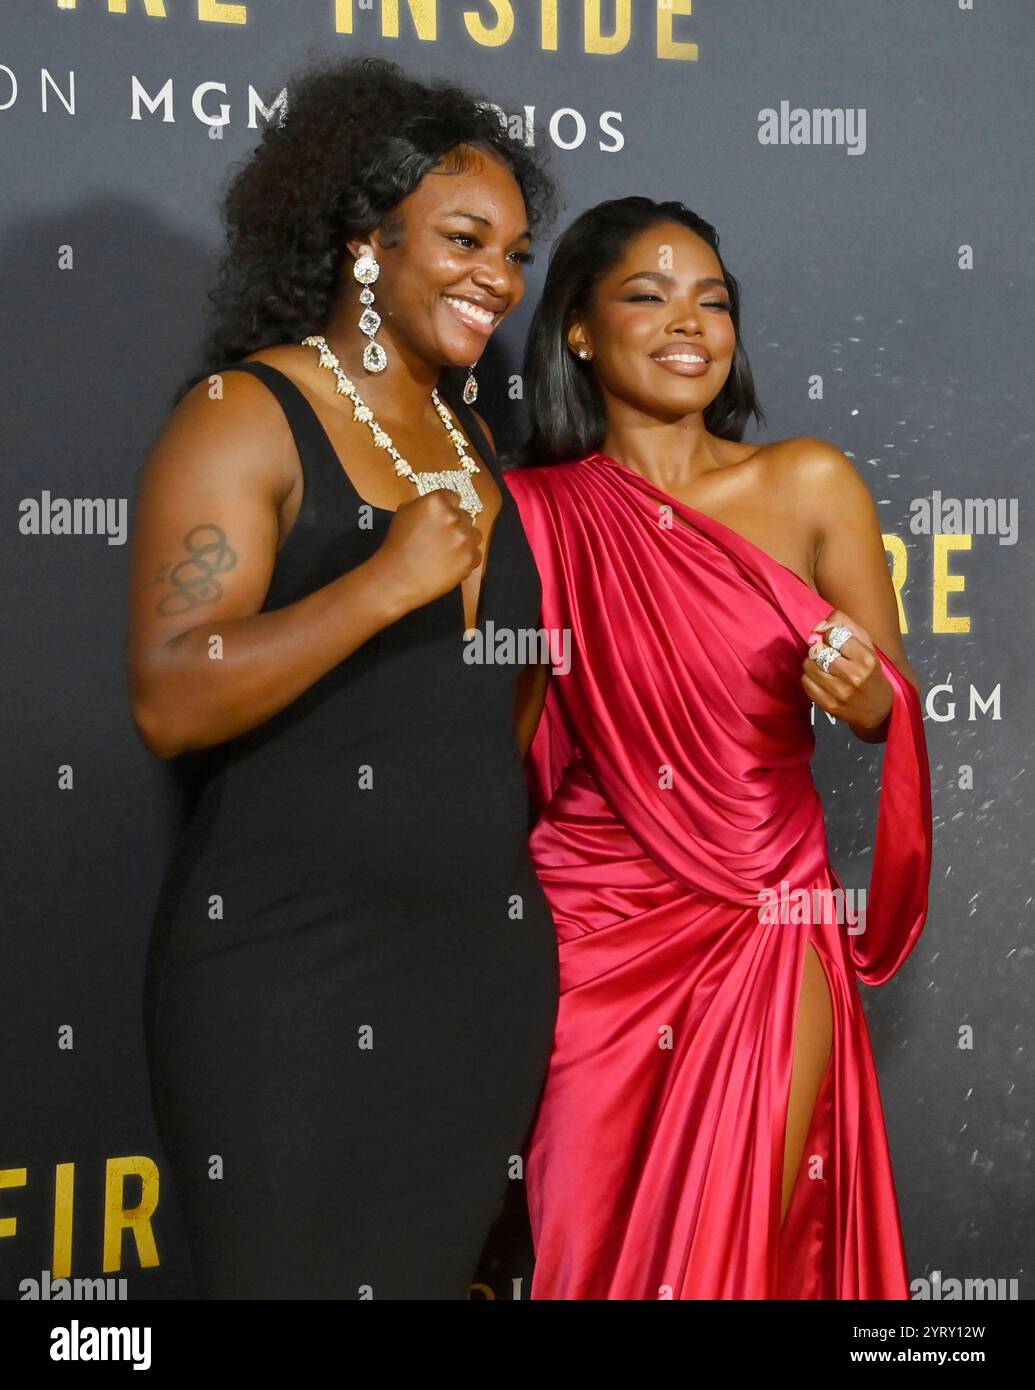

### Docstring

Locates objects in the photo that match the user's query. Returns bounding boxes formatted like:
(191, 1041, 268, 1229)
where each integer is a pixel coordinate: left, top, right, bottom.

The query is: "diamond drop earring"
(462, 364, 478, 405)
(353, 250, 386, 373)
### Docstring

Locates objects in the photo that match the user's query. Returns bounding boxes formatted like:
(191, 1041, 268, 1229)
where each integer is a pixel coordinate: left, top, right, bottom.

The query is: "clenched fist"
(370, 486, 482, 615)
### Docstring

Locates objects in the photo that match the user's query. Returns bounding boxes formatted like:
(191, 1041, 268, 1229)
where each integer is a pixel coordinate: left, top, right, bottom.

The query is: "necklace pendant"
(300, 338, 482, 505)
(413, 469, 483, 517)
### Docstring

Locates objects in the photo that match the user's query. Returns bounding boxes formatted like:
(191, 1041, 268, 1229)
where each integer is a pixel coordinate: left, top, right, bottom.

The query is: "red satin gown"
(504, 452, 933, 1300)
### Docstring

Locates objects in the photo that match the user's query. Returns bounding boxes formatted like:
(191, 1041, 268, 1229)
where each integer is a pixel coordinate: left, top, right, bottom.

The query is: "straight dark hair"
(509, 196, 765, 467)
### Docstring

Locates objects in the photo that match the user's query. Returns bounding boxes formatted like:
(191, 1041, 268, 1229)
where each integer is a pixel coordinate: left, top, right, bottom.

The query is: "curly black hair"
(174, 53, 560, 404)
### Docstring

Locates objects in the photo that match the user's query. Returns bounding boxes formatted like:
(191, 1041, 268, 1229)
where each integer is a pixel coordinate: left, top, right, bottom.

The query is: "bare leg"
(781, 940, 833, 1226)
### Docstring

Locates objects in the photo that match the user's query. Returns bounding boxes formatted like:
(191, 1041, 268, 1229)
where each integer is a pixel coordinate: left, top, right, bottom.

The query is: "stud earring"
(353, 250, 386, 373)
(577, 348, 591, 360)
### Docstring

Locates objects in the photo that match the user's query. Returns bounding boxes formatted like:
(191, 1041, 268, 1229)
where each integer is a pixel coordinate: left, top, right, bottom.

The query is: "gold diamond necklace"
(300, 334, 484, 518)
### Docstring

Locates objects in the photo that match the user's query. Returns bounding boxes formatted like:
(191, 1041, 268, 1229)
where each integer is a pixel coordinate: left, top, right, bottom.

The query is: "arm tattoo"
(154, 524, 237, 616)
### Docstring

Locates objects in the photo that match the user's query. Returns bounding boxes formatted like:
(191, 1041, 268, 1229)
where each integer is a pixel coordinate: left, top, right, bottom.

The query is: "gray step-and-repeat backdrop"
(2, 1, 1030, 1303)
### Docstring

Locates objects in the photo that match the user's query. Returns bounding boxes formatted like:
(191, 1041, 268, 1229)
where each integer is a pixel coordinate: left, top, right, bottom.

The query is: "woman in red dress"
(505, 197, 933, 1299)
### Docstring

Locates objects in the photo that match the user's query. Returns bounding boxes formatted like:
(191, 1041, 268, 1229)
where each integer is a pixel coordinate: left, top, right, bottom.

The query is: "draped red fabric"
(504, 453, 933, 1300)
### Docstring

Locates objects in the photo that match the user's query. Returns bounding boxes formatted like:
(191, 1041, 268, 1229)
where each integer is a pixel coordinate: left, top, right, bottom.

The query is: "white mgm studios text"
(463, 621, 572, 676)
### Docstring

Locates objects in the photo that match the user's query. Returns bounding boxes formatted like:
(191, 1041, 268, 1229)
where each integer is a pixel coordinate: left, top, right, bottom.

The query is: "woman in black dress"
(127, 56, 560, 1299)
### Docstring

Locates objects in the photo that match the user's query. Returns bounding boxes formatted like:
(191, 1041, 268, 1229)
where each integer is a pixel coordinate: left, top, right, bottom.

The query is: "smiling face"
(567, 221, 737, 418)
(350, 143, 533, 370)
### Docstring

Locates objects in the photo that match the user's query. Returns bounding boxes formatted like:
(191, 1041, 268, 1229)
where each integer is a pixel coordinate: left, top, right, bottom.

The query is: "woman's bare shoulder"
(148, 354, 299, 506)
(753, 435, 876, 512)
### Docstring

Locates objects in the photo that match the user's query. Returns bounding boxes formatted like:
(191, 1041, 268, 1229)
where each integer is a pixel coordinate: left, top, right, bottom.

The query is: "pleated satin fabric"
(504, 453, 933, 1300)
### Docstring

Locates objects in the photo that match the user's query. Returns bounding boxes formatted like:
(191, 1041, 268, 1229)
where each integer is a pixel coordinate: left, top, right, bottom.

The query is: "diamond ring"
(812, 644, 842, 673)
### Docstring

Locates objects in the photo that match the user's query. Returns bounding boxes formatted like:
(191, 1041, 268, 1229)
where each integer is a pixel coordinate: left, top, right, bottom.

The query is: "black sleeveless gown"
(142, 361, 560, 1299)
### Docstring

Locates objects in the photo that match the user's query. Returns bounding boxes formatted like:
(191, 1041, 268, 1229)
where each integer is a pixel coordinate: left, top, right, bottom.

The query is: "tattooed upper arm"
(127, 370, 295, 705)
